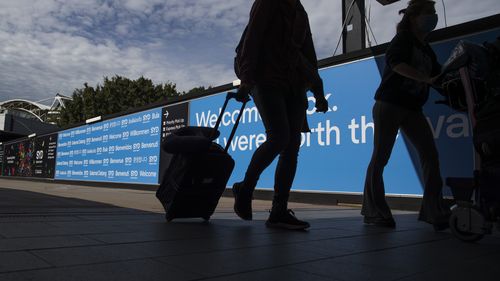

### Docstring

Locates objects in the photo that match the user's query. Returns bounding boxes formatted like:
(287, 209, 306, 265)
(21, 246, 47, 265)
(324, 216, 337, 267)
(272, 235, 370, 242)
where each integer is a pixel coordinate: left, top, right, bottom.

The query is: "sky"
(0, 0, 499, 104)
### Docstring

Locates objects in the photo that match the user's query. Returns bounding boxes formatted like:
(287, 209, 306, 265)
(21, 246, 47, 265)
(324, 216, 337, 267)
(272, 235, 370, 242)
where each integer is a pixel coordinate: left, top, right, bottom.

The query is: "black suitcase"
(156, 92, 248, 222)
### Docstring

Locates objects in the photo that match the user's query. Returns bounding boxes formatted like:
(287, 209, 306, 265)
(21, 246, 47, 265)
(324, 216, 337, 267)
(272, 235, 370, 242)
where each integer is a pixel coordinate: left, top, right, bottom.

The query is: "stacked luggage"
(439, 37, 500, 241)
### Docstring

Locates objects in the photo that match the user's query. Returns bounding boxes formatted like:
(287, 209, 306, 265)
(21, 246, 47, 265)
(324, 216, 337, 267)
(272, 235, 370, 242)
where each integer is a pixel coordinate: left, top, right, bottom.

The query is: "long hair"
(397, 0, 436, 34)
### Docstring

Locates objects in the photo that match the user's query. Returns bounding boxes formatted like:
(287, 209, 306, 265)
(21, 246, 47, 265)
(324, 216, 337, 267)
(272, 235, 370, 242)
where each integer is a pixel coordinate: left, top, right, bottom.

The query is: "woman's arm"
(392, 63, 434, 84)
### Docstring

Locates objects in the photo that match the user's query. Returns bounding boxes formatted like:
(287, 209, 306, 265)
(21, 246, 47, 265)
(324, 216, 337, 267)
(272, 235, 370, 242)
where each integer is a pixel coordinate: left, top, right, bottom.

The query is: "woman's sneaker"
(265, 209, 310, 230)
(232, 182, 253, 220)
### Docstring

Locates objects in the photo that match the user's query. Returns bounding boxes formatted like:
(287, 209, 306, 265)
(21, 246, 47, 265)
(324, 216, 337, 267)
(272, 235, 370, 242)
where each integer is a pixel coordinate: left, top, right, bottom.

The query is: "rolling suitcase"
(156, 92, 248, 222)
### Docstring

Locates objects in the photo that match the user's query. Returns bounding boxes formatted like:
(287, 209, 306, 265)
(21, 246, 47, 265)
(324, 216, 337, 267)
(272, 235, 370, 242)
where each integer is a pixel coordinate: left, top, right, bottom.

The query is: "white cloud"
(0, 0, 498, 104)
(123, 0, 164, 13)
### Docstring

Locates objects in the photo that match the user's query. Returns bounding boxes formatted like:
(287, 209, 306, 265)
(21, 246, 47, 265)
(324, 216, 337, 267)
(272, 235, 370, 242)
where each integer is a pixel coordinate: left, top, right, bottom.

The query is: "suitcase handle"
(211, 91, 250, 152)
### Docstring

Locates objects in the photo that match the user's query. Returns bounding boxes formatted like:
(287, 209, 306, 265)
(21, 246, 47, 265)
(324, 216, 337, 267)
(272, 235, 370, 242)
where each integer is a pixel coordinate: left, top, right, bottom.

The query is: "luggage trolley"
(439, 39, 500, 242)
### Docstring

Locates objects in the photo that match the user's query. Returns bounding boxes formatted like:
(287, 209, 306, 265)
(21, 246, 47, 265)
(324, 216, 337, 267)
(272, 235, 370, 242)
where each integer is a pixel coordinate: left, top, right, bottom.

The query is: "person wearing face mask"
(361, 0, 450, 230)
(232, 0, 328, 230)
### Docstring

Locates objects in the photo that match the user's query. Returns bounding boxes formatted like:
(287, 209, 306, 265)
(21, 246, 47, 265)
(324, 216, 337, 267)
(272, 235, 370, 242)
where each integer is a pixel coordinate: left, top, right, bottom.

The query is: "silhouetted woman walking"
(362, 0, 450, 230)
(232, 0, 328, 230)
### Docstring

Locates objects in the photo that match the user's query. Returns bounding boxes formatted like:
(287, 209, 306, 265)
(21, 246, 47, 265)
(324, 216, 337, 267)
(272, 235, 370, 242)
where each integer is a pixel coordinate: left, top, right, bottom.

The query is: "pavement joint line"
(0, 226, 438, 256)
(0, 257, 156, 275)
(213, 208, 361, 213)
(0, 220, 430, 249)
(0, 212, 146, 217)
(389, 259, 465, 281)
(0, 215, 83, 219)
(0, 235, 453, 278)
(195, 265, 339, 281)
(0, 256, 213, 279)
(0, 229, 353, 253)
(0, 212, 429, 234)
(79, 234, 118, 244)
(149, 256, 211, 278)
(288, 259, 424, 281)
(27, 250, 58, 268)
(169, 236, 454, 281)
(0, 229, 156, 240)
(289, 262, 372, 281)
(280, 267, 338, 281)
(0, 266, 55, 276)
(0, 216, 157, 223)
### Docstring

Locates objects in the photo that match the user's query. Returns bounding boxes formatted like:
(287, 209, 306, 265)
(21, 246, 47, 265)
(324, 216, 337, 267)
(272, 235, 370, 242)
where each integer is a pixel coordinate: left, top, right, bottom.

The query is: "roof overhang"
(0, 130, 27, 143)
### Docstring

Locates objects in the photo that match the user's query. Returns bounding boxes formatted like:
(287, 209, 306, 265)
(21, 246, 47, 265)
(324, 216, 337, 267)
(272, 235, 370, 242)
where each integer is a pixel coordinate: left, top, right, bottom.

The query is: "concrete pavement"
(0, 178, 499, 281)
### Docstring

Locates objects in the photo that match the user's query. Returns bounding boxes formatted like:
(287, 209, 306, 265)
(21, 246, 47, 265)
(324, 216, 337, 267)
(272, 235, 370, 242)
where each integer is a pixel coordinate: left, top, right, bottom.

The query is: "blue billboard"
(44, 23, 499, 195)
(190, 27, 500, 195)
(190, 58, 422, 194)
(55, 108, 162, 184)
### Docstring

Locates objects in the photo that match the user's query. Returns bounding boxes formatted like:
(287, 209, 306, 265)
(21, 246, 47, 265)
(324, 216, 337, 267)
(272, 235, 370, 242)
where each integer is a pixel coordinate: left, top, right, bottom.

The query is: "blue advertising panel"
(190, 58, 421, 194)
(55, 108, 162, 184)
(190, 27, 500, 195)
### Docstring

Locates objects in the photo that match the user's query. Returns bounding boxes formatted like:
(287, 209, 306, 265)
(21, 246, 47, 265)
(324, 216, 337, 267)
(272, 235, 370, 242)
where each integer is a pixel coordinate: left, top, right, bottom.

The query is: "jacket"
(238, 0, 323, 96)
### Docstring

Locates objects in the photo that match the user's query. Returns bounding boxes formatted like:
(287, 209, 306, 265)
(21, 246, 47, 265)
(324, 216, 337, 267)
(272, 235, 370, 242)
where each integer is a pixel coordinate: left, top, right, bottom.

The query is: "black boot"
(232, 182, 253, 220)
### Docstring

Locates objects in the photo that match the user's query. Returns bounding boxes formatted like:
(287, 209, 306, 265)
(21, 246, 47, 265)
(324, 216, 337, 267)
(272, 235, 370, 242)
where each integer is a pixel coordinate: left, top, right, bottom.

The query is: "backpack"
(234, 26, 248, 79)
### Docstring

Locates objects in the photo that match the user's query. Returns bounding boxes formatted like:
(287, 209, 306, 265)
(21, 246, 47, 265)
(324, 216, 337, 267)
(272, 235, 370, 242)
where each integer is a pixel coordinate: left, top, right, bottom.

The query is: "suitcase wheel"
(165, 214, 174, 222)
(202, 216, 210, 222)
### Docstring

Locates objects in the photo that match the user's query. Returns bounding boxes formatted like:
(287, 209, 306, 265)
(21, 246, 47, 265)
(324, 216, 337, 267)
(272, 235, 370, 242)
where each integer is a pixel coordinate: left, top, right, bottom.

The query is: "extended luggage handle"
(211, 91, 250, 152)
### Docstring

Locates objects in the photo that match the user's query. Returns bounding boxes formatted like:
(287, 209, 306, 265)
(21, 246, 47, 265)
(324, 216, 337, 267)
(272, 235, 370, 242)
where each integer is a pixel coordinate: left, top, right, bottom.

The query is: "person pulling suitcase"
(157, 92, 248, 222)
(232, 0, 328, 230)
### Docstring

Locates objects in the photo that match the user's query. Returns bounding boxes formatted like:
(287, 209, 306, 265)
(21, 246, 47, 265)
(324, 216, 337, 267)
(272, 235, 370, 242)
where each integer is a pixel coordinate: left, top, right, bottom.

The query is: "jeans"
(362, 101, 448, 223)
(242, 84, 307, 205)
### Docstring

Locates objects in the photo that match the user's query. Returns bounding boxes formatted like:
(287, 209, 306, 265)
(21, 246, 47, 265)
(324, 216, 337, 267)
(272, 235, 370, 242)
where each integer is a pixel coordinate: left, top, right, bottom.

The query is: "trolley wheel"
(449, 212, 484, 242)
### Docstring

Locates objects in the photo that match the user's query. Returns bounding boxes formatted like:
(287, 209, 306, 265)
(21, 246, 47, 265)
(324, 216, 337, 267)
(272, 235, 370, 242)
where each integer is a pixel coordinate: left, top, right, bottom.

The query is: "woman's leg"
(265, 91, 311, 230)
(272, 91, 307, 211)
(242, 86, 291, 188)
(233, 85, 290, 220)
(362, 102, 405, 221)
(400, 111, 449, 225)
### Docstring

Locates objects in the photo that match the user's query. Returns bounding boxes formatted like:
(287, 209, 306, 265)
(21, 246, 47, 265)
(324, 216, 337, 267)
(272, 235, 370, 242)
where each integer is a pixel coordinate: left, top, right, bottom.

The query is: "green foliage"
(183, 86, 210, 96)
(57, 76, 181, 127)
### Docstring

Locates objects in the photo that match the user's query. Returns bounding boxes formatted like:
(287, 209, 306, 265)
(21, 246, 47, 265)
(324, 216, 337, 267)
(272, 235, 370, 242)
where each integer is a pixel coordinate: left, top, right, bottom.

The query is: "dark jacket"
(238, 0, 322, 96)
(375, 30, 441, 110)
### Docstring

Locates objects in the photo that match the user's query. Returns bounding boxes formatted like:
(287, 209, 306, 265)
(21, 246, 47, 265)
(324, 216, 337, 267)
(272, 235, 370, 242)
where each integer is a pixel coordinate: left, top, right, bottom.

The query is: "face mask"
(416, 14, 438, 33)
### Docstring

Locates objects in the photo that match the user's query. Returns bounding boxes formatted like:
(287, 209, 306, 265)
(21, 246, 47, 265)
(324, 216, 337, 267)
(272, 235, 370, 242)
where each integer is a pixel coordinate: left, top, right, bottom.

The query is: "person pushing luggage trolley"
(232, 0, 328, 230)
(361, 0, 450, 230)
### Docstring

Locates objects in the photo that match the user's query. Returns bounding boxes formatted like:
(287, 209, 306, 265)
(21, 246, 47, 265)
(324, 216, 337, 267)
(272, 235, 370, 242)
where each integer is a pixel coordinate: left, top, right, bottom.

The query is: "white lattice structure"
(0, 94, 72, 123)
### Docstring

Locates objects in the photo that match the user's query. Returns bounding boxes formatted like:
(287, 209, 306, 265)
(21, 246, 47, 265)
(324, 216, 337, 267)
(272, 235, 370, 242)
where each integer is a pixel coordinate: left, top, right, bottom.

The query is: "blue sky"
(0, 0, 499, 104)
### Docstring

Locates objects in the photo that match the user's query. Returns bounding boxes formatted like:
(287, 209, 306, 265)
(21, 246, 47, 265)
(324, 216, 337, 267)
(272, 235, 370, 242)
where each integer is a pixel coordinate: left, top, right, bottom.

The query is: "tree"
(183, 86, 209, 96)
(58, 76, 180, 127)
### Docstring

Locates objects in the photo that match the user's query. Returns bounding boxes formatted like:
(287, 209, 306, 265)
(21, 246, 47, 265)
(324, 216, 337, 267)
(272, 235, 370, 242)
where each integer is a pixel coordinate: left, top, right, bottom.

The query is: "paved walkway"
(0, 178, 499, 281)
